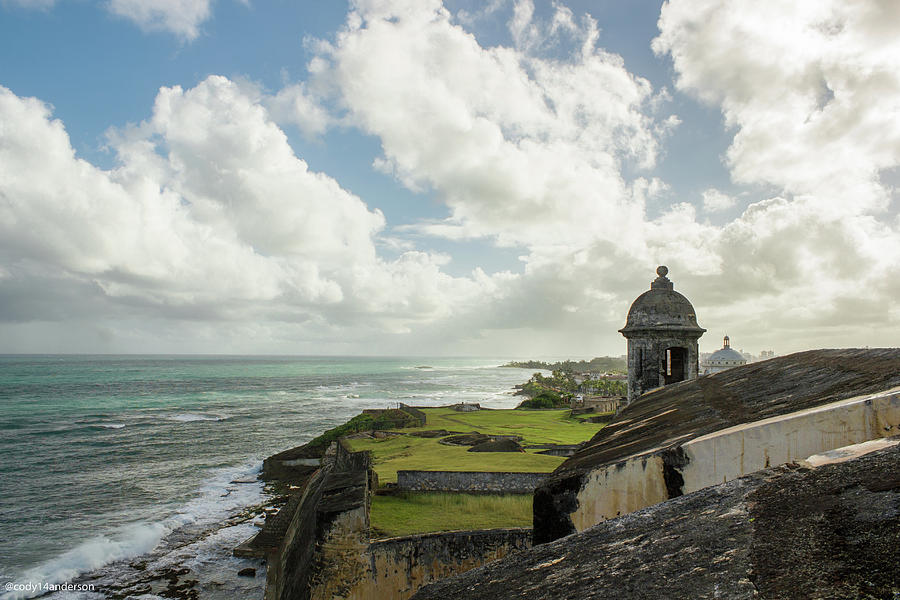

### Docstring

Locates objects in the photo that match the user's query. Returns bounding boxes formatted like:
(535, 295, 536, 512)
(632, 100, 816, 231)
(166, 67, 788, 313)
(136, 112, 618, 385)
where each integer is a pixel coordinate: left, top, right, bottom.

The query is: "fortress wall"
(570, 454, 669, 532)
(339, 529, 531, 600)
(398, 404, 427, 426)
(570, 388, 900, 532)
(679, 388, 900, 491)
(267, 466, 331, 600)
(396, 470, 548, 494)
(266, 442, 371, 600)
(269, 445, 533, 600)
(308, 501, 370, 600)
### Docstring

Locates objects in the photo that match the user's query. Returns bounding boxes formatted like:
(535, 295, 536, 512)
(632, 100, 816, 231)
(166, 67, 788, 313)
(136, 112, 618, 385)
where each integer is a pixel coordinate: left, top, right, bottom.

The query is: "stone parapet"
(397, 470, 548, 494)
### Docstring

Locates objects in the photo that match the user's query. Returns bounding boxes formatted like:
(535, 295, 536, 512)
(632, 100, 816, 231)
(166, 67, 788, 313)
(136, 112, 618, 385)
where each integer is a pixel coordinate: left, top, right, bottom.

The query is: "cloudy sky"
(0, 0, 898, 357)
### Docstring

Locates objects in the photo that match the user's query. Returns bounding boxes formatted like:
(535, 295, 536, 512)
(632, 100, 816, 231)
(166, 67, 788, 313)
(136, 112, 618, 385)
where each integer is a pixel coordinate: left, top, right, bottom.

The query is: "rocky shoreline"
(52, 482, 289, 600)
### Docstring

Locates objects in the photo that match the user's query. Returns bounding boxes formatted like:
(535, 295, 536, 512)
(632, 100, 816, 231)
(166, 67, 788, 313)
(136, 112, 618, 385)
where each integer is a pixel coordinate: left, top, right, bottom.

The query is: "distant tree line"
(502, 356, 626, 374)
(515, 369, 626, 409)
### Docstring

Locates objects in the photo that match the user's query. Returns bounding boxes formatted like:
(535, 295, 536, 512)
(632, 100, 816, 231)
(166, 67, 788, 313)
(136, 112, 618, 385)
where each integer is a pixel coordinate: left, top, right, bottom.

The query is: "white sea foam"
(166, 413, 229, 423)
(2, 462, 264, 600)
(3, 522, 169, 600)
(98, 423, 126, 429)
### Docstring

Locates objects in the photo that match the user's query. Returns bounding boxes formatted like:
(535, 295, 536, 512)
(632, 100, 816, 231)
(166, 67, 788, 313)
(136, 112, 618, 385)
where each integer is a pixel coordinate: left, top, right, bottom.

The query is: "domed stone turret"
(619, 266, 705, 403)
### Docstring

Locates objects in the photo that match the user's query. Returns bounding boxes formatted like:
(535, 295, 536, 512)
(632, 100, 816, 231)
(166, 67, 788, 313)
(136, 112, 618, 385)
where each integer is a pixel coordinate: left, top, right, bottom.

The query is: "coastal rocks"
(69, 490, 278, 600)
(96, 565, 200, 600)
(230, 476, 259, 484)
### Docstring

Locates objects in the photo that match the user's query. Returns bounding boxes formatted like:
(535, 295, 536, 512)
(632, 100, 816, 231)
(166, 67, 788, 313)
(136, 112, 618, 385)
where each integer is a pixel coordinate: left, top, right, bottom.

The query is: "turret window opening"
(664, 346, 686, 385)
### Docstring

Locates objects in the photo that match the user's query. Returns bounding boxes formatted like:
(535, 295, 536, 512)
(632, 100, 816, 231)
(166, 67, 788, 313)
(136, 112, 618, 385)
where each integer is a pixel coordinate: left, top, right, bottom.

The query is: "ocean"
(0, 355, 536, 600)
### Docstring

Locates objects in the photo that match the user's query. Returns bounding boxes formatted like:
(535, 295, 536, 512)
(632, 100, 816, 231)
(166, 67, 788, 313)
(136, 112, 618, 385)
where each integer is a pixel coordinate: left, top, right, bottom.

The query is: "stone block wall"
(265, 443, 372, 600)
(398, 403, 427, 426)
(267, 446, 536, 600)
(353, 529, 531, 600)
(397, 470, 548, 494)
(568, 388, 900, 533)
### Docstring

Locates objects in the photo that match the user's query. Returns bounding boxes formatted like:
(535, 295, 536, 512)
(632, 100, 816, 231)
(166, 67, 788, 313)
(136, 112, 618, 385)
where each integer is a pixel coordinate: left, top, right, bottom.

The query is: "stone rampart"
(350, 529, 530, 600)
(398, 403, 427, 426)
(263, 441, 371, 600)
(569, 387, 900, 532)
(397, 470, 548, 494)
(266, 444, 534, 600)
(412, 440, 900, 600)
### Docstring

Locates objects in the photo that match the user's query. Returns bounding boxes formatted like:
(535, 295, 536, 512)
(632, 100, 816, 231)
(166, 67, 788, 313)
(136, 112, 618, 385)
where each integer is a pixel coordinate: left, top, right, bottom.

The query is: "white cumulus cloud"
(312, 0, 670, 259)
(106, 0, 214, 40)
(3, 0, 900, 355)
(701, 188, 735, 213)
(288, 0, 900, 353)
(0, 79, 495, 348)
(649, 0, 900, 351)
(653, 0, 900, 211)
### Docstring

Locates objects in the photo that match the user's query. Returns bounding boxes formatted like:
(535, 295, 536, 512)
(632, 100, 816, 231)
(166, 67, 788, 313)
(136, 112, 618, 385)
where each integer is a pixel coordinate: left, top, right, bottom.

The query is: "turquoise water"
(0, 355, 532, 598)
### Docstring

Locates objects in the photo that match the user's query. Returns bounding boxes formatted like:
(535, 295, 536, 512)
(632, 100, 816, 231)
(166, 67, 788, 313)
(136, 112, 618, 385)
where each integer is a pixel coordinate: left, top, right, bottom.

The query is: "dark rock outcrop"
(413, 442, 900, 600)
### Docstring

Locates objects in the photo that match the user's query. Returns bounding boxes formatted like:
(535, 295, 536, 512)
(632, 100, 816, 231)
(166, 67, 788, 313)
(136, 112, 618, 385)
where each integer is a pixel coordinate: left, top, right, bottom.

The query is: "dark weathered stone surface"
(398, 403, 427, 426)
(408, 429, 461, 438)
(441, 432, 492, 446)
(534, 348, 900, 543)
(263, 445, 321, 482)
(468, 438, 524, 452)
(362, 528, 531, 597)
(413, 443, 900, 600)
(526, 443, 580, 457)
(239, 488, 306, 555)
(262, 441, 373, 600)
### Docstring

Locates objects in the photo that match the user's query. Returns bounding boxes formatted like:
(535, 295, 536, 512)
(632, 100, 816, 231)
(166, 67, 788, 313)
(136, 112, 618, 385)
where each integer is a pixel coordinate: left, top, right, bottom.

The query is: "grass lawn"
(405, 407, 605, 444)
(347, 435, 565, 483)
(369, 493, 532, 537)
(345, 408, 606, 483)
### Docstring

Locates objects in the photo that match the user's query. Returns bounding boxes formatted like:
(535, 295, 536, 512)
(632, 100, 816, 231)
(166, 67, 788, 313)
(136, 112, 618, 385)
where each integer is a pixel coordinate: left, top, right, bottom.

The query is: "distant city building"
(620, 266, 705, 404)
(759, 350, 776, 360)
(702, 335, 748, 374)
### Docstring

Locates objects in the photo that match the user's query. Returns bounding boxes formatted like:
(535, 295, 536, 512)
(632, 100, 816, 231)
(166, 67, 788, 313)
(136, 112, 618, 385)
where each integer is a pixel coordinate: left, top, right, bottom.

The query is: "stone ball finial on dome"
(650, 265, 673, 291)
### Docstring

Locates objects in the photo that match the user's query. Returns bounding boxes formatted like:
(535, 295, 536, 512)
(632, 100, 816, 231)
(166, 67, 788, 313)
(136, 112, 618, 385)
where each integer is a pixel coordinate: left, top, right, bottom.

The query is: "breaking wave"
(1, 462, 263, 600)
(165, 413, 230, 423)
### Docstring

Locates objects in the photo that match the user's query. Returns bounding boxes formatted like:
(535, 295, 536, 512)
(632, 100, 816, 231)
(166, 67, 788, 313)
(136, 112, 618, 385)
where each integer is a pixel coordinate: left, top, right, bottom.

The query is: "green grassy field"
(404, 407, 605, 444)
(345, 407, 605, 483)
(369, 493, 532, 537)
(348, 434, 564, 483)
